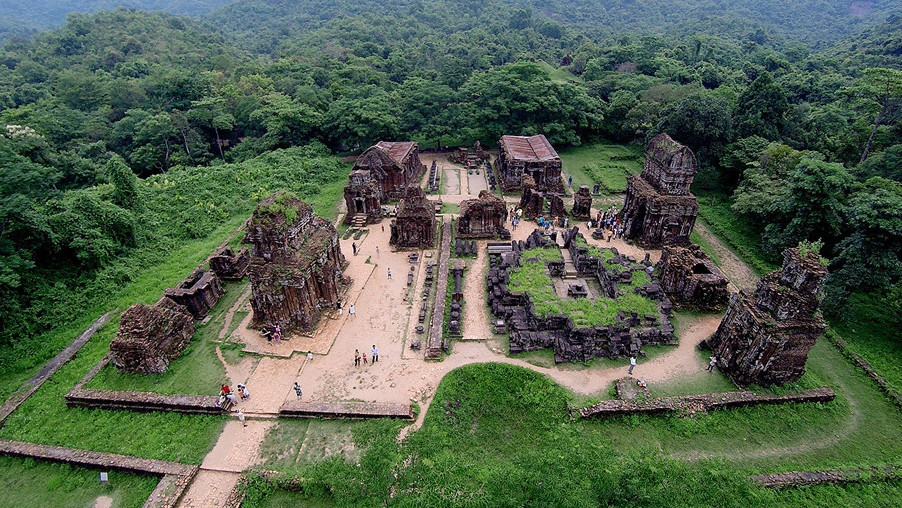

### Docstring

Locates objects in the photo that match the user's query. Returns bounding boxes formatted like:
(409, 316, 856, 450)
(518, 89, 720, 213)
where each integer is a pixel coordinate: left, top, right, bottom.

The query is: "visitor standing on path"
(349, 304, 355, 317)
(307, 351, 313, 362)
(352, 242, 357, 255)
(371, 345, 379, 363)
(354, 349, 361, 367)
(376, 246, 380, 256)
(629, 356, 636, 375)
(381, 224, 385, 232)
(707, 356, 717, 372)
(293, 382, 302, 398)
(236, 409, 246, 427)
(362, 352, 368, 365)
(237, 384, 249, 400)
(387, 268, 392, 279)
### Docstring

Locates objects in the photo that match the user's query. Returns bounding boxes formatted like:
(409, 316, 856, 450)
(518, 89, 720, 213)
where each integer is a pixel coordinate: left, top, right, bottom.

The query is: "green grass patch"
(0, 318, 225, 462)
(829, 292, 902, 396)
(559, 141, 642, 194)
(508, 247, 658, 327)
(440, 202, 459, 215)
(257, 419, 311, 470)
(537, 60, 584, 85)
(86, 280, 252, 395)
(0, 455, 159, 508)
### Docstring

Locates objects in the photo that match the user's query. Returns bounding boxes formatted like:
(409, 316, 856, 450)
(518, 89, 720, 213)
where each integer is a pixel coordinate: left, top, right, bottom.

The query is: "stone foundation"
(164, 269, 224, 320)
(655, 245, 729, 311)
(109, 297, 195, 375)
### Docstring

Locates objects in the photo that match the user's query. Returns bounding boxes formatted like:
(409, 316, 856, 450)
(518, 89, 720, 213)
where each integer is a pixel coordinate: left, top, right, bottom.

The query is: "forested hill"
(0, 1, 225, 43)
(205, 0, 902, 51)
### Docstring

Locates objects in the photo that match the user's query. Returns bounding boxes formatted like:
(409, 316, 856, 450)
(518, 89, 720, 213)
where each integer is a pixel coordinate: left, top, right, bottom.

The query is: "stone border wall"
(753, 465, 902, 488)
(279, 400, 413, 420)
(579, 387, 835, 418)
(830, 329, 902, 409)
(0, 312, 112, 427)
(427, 221, 452, 359)
(0, 439, 197, 508)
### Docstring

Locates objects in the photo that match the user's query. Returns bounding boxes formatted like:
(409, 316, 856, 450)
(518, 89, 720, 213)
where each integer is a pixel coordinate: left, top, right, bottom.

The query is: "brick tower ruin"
(458, 190, 509, 238)
(246, 192, 346, 334)
(705, 247, 828, 387)
(110, 297, 195, 374)
(391, 186, 436, 249)
(620, 133, 699, 248)
(571, 185, 593, 220)
(655, 245, 729, 311)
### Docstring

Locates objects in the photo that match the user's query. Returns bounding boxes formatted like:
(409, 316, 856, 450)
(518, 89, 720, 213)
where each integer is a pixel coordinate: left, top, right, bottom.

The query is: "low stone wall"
(279, 400, 413, 420)
(65, 388, 224, 414)
(427, 221, 452, 359)
(579, 387, 835, 418)
(753, 465, 902, 488)
(831, 330, 902, 409)
(0, 439, 198, 508)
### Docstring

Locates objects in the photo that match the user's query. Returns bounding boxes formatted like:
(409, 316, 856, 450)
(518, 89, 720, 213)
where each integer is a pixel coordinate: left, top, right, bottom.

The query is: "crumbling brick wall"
(110, 297, 195, 374)
(517, 175, 544, 219)
(458, 190, 509, 238)
(705, 248, 828, 387)
(655, 245, 729, 311)
(209, 246, 249, 280)
(164, 270, 225, 320)
(246, 192, 346, 334)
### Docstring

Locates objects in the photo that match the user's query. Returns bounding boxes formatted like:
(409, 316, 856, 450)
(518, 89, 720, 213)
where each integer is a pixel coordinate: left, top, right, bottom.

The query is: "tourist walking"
(349, 304, 355, 317)
(387, 268, 392, 279)
(293, 382, 302, 398)
(371, 345, 379, 363)
(707, 356, 717, 373)
(307, 351, 313, 361)
(362, 352, 368, 365)
(354, 349, 361, 367)
(237, 384, 249, 400)
(376, 246, 380, 256)
(236, 409, 246, 427)
(628, 356, 636, 375)
(352, 242, 357, 255)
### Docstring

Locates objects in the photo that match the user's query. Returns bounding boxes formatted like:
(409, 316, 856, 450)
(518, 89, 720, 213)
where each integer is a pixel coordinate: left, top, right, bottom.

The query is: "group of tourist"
(594, 206, 624, 242)
(353, 345, 380, 367)
(217, 383, 250, 410)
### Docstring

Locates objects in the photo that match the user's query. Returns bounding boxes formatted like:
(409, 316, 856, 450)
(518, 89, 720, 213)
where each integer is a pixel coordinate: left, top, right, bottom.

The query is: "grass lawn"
(694, 190, 779, 276)
(559, 141, 642, 194)
(0, 455, 159, 508)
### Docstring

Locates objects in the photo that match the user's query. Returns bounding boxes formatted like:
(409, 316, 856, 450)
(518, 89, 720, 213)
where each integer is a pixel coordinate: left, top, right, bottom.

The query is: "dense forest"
(0, 0, 901, 365)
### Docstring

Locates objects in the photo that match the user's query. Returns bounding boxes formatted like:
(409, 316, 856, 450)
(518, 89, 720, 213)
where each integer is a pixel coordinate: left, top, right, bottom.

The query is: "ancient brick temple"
(497, 135, 563, 193)
(164, 269, 225, 320)
(110, 297, 195, 374)
(571, 185, 593, 220)
(518, 174, 544, 219)
(705, 247, 828, 387)
(620, 133, 699, 248)
(246, 192, 346, 334)
(458, 190, 508, 238)
(548, 194, 566, 219)
(391, 186, 436, 249)
(655, 245, 729, 311)
(209, 246, 250, 280)
(343, 142, 426, 225)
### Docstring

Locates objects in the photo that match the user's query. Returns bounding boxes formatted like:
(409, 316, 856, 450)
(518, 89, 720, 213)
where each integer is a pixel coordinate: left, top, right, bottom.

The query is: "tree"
(251, 92, 322, 149)
(656, 92, 733, 167)
(829, 177, 902, 294)
(733, 71, 789, 140)
(846, 68, 902, 163)
(106, 155, 141, 210)
(189, 96, 236, 160)
(761, 155, 853, 255)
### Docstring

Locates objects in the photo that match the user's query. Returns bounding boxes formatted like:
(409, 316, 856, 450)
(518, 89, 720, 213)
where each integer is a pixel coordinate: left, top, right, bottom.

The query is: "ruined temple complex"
(110, 297, 195, 375)
(620, 133, 699, 248)
(497, 135, 563, 193)
(705, 247, 828, 387)
(246, 192, 346, 334)
(486, 228, 675, 363)
(457, 190, 508, 238)
(390, 186, 436, 249)
(344, 141, 426, 224)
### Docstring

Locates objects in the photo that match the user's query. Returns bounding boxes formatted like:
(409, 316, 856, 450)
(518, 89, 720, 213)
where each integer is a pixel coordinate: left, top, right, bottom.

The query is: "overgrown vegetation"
(508, 246, 657, 327)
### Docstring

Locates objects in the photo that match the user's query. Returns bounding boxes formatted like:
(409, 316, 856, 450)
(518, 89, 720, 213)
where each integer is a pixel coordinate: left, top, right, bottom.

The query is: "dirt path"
(693, 221, 759, 292)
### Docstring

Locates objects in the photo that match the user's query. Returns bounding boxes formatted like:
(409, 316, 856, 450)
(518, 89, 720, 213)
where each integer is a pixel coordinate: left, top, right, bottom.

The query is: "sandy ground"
(179, 174, 743, 505)
(93, 496, 112, 508)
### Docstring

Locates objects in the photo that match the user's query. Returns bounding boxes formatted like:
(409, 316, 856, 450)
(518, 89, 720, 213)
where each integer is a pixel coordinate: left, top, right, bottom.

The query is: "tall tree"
(847, 68, 902, 163)
(733, 71, 789, 140)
